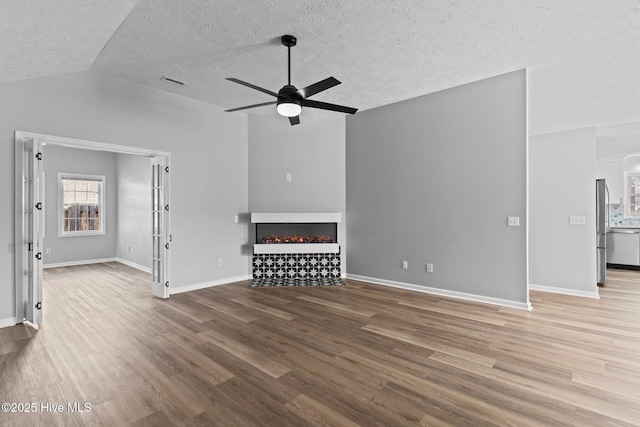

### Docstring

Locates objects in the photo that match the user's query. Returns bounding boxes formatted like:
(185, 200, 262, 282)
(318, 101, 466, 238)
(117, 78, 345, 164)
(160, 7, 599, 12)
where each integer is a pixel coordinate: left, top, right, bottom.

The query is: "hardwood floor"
(1, 263, 639, 426)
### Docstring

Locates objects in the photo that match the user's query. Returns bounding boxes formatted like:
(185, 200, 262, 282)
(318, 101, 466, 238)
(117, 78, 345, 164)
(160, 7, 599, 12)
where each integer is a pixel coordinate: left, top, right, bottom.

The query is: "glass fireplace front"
(256, 222, 337, 244)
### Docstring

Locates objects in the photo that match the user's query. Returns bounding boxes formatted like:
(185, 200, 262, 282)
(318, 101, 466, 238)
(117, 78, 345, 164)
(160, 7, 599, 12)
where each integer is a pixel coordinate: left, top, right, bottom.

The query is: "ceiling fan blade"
(300, 99, 358, 114)
(289, 116, 300, 126)
(225, 101, 277, 112)
(298, 77, 341, 98)
(226, 78, 280, 98)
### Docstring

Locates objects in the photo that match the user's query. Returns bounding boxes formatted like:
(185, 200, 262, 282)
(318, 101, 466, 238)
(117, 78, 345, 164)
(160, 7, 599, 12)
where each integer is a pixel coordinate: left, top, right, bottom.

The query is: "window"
(626, 173, 640, 217)
(58, 173, 105, 236)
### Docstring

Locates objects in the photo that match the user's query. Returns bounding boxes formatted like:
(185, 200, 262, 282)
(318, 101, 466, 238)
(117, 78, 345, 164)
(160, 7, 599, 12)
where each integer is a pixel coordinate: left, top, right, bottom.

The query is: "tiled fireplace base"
(251, 251, 343, 287)
(249, 277, 344, 287)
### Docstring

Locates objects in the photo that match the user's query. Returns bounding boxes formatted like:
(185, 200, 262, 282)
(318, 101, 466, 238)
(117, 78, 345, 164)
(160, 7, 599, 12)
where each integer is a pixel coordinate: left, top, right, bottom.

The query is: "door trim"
(14, 131, 171, 325)
(14, 135, 43, 324)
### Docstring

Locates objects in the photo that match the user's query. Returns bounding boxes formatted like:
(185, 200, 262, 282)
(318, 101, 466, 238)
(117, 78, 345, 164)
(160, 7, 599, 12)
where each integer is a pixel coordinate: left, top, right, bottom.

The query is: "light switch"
(508, 217, 520, 227)
(569, 216, 586, 225)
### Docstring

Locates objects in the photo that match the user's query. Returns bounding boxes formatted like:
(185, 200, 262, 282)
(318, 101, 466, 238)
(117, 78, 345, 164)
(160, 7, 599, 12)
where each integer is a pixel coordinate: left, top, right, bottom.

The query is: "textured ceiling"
(597, 121, 640, 161)
(2, 0, 639, 139)
(0, 0, 137, 82)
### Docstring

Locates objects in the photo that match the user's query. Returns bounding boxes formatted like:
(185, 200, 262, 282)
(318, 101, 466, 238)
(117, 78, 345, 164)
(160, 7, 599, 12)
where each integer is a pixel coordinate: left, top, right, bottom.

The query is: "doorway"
(14, 131, 171, 327)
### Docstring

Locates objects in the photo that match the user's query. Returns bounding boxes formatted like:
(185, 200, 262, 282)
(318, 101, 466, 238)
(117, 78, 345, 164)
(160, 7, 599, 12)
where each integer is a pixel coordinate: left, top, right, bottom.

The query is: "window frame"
(624, 172, 640, 218)
(58, 172, 106, 237)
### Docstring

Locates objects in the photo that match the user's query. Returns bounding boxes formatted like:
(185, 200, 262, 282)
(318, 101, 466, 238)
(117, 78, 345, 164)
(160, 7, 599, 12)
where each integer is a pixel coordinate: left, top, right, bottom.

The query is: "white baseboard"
(115, 258, 151, 273)
(0, 317, 18, 328)
(43, 258, 117, 269)
(170, 275, 252, 295)
(529, 283, 600, 299)
(346, 274, 533, 311)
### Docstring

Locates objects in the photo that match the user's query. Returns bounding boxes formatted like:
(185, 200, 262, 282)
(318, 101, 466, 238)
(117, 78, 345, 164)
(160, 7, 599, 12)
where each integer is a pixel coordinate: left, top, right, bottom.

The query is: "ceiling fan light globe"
(277, 102, 302, 117)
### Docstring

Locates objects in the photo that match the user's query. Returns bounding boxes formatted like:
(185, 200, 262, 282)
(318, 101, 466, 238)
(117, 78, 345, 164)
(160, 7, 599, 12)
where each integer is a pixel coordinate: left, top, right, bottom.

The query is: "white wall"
(116, 153, 152, 271)
(346, 70, 529, 308)
(529, 127, 598, 297)
(42, 145, 118, 265)
(0, 70, 249, 323)
(248, 112, 346, 270)
(623, 155, 640, 174)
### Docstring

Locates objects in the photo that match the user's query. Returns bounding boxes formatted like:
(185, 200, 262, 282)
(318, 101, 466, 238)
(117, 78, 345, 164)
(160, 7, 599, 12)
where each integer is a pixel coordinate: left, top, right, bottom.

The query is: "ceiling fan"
(225, 35, 358, 125)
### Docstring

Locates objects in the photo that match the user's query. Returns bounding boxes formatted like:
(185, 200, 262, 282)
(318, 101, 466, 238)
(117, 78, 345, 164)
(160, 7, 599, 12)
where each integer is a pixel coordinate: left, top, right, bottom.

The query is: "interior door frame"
(14, 131, 172, 325)
(151, 156, 170, 299)
(15, 136, 44, 325)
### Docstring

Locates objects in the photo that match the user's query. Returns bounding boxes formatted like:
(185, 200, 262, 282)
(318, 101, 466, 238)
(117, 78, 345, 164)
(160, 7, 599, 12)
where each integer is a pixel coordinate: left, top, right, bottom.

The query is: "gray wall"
(346, 70, 528, 305)
(0, 70, 248, 322)
(529, 127, 598, 295)
(116, 153, 152, 271)
(42, 145, 118, 265)
(248, 112, 346, 269)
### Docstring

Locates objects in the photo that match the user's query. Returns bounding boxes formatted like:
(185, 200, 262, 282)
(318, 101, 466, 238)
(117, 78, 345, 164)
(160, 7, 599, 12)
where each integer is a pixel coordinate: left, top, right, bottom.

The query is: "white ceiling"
(2, 0, 639, 141)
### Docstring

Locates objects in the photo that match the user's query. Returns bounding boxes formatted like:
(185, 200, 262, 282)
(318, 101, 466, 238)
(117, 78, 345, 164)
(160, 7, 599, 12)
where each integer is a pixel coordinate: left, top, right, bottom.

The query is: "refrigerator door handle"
(605, 184, 610, 230)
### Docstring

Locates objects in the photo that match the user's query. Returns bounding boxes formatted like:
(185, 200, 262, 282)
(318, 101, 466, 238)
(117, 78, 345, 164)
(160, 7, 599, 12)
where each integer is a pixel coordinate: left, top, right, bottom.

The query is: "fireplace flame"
(261, 235, 334, 244)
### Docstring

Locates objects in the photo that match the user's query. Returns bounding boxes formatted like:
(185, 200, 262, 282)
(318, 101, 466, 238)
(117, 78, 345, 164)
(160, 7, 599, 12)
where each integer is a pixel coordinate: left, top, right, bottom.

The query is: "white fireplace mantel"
(253, 243, 339, 254)
(251, 212, 341, 224)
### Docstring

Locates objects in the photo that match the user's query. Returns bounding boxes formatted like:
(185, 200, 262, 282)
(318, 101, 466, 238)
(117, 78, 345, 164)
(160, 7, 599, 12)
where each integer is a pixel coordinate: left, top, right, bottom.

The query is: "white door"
(151, 156, 170, 298)
(16, 137, 44, 325)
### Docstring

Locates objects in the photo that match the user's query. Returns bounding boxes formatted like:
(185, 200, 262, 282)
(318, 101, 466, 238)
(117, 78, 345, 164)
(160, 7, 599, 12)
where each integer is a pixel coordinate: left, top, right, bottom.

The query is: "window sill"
(58, 231, 106, 238)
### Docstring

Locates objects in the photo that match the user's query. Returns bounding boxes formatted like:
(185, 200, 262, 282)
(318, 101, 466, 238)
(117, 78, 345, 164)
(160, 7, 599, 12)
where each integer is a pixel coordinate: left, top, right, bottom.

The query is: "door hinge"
(35, 152, 42, 161)
(35, 302, 42, 310)
(28, 242, 33, 251)
(165, 166, 169, 173)
(35, 202, 42, 210)
(35, 252, 42, 260)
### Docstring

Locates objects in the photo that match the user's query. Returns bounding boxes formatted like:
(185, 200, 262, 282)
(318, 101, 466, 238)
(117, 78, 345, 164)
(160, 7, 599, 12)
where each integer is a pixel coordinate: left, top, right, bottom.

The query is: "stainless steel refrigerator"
(596, 179, 608, 285)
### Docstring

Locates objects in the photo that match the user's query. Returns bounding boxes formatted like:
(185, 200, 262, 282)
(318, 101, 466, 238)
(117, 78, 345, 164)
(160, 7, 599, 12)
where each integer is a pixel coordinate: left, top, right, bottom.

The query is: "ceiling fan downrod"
(281, 35, 297, 86)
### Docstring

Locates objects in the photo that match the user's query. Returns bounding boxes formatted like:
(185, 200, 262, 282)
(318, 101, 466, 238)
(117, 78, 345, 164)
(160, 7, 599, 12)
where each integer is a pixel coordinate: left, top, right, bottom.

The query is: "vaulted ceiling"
(2, 0, 639, 139)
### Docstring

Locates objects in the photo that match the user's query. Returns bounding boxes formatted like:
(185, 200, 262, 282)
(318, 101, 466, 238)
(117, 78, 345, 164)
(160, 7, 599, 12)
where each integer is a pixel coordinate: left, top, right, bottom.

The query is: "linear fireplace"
(250, 212, 343, 286)
(257, 223, 335, 244)
(251, 212, 340, 254)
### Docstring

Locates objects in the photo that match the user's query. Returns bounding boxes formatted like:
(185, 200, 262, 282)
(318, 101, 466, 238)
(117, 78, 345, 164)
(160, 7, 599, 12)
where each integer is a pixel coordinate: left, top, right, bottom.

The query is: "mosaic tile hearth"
(249, 277, 344, 287)
(251, 251, 343, 287)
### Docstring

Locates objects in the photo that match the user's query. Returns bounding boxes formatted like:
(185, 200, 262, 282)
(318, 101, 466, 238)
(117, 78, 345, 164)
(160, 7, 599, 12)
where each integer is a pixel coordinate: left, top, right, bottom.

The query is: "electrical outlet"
(508, 216, 520, 227)
(285, 173, 292, 182)
(402, 260, 408, 269)
(234, 215, 239, 223)
(426, 263, 433, 273)
(45, 248, 52, 254)
(218, 258, 223, 266)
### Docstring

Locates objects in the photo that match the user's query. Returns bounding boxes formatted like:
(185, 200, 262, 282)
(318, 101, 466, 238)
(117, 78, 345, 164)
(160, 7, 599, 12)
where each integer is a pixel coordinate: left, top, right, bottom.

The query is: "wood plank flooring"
(1, 263, 639, 426)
